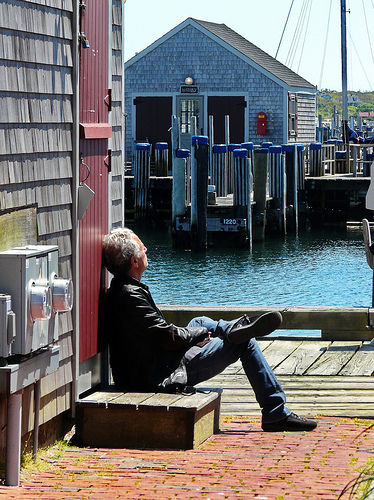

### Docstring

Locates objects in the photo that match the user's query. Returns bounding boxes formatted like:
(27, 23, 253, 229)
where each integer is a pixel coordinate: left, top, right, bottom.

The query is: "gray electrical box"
(0, 295, 15, 358)
(0, 245, 73, 356)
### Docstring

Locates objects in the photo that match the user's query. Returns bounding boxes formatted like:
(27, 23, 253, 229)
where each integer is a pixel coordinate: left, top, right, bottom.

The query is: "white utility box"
(0, 246, 73, 356)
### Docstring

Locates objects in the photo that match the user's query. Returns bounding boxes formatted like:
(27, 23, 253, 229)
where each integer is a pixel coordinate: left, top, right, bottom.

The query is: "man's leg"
(186, 316, 290, 424)
(186, 316, 317, 431)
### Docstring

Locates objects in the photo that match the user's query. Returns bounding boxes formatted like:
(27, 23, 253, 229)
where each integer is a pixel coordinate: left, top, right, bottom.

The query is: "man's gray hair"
(103, 227, 141, 275)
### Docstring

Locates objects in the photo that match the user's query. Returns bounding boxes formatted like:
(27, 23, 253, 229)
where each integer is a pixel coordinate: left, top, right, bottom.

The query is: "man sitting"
(102, 227, 317, 432)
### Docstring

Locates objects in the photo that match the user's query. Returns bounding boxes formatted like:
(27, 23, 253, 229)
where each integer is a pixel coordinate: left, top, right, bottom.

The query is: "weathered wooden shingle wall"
(110, 0, 124, 228)
(296, 93, 317, 144)
(0, 0, 74, 451)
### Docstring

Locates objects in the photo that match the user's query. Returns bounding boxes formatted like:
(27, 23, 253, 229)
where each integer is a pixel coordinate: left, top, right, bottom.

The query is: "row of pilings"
(133, 137, 307, 251)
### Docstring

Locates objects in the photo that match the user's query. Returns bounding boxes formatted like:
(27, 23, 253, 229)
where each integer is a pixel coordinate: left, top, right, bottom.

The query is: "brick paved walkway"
(1, 417, 373, 499)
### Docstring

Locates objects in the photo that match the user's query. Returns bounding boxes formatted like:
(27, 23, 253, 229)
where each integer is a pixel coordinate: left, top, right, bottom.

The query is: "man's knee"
(187, 316, 214, 329)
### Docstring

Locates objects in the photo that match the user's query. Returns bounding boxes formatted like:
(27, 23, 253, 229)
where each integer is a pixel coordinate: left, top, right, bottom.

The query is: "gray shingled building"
(124, 17, 317, 162)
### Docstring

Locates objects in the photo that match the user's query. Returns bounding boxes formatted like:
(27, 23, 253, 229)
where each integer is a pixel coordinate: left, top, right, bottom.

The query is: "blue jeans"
(186, 316, 291, 424)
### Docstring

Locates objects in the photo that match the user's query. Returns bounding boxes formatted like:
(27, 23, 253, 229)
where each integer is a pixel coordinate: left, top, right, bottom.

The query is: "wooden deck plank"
(273, 341, 331, 375)
(80, 390, 124, 404)
(304, 341, 362, 375)
(255, 340, 303, 370)
(338, 341, 374, 376)
(109, 393, 165, 406)
(199, 374, 374, 388)
(137, 393, 184, 408)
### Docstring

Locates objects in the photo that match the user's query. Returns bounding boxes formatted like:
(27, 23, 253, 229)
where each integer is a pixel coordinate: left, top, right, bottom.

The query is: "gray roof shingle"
(192, 18, 316, 89)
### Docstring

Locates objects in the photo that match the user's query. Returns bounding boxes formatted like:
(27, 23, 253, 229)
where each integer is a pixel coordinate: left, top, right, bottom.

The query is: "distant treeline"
(317, 90, 374, 120)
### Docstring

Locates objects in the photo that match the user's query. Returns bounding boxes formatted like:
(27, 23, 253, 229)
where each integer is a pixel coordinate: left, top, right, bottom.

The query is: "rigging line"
(319, 0, 333, 89)
(285, 0, 309, 68)
(347, 28, 373, 90)
(275, 0, 295, 59)
(285, 0, 304, 66)
(362, 0, 374, 66)
(296, 0, 313, 73)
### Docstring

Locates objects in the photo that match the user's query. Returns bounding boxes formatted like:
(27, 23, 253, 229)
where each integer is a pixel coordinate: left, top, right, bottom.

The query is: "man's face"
(135, 237, 148, 274)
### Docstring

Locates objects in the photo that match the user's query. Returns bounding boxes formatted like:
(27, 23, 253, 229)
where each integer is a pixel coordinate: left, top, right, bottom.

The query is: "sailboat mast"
(341, 0, 349, 144)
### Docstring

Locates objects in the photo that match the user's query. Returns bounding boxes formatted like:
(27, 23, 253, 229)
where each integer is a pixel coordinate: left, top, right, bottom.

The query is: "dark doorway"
(135, 96, 172, 148)
(208, 96, 246, 144)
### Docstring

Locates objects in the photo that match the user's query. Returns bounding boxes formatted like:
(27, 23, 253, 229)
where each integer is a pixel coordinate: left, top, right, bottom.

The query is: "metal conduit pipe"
(33, 379, 41, 462)
(5, 391, 22, 486)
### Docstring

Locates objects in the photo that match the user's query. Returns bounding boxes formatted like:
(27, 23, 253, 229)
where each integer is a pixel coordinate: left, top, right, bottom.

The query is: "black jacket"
(103, 274, 209, 390)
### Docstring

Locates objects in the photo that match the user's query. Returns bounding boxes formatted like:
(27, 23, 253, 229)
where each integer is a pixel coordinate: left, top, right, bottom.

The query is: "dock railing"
(307, 143, 374, 177)
(160, 305, 374, 341)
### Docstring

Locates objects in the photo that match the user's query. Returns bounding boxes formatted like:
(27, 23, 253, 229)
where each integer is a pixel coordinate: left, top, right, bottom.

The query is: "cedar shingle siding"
(0, 0, 124, 457)
(0, 0, 75, 455)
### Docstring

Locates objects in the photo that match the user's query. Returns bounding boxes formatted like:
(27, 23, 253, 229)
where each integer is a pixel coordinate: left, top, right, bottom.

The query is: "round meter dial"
(28, 281, 52, 322)
(51, 276, 73, 312)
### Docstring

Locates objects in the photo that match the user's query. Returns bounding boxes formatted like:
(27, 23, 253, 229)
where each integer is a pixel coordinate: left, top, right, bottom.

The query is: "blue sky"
(124, 0, 374, 92)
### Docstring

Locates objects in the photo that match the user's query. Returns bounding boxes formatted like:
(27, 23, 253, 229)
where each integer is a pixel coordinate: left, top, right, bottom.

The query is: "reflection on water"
(134, 226, 372, 308)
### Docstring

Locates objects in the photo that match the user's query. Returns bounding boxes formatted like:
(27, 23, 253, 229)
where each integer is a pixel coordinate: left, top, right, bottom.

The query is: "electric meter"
(28, 281, 52, 323)
(0, 245, 73, 355)
(50, 274, 73, 312)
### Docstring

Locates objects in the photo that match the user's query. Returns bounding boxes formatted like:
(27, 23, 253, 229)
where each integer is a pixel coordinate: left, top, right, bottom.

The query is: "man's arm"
(123, 285, 210, 350)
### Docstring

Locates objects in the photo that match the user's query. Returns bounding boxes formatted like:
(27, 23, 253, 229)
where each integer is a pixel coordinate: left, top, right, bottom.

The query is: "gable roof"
(192, 18, 315, 89)
(126, 17, 316, 91)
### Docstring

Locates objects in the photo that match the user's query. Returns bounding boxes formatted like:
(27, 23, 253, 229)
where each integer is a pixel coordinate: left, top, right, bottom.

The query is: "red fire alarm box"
(257, 112, 267, 135)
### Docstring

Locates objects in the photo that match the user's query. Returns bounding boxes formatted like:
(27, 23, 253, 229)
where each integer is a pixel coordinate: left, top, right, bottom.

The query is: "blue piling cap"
(155, 142, 168, 150)
(335, 151, 347, 159)
(176, 148, 190, 158)
(192, 135, 209, 145)
(241, 142, 254, 150)
(269, 146, 282, 154)
(367, 153, 374, 160)
(228, 143, 241, 151)
(261, 142, 273, 148)
(254, 148, 269, 154)
(213, 144, 227, 153)
(233, 148, 248, 158)
(136, 142, 151, 151)
(327, 139, 338, 144)
(282, 144, 304, 152)
(310, 142, 322, 151)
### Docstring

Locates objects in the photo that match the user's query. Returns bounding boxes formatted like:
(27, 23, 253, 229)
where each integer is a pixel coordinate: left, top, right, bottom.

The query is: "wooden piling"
(172, 148, 190, 248)
(309, 142, 323, 176)
(228, 144, 240, 194)
(212, 144, 228, 197)
(155, 142, 168, 176)
(191, 136, 209, 251)
(268, 145, 286, 235)
(134, 142, 151, 221)
(282, 143, 306, 233)
(253, 148, 268, 242)
(233, 148, 252, 247)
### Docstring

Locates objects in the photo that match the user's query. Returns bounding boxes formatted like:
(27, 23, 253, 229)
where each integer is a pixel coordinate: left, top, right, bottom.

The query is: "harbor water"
(136, 226, 373, 314)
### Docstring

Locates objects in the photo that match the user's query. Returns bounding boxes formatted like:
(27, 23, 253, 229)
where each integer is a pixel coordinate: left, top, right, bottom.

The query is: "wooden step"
(75, 387, 222, 450)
